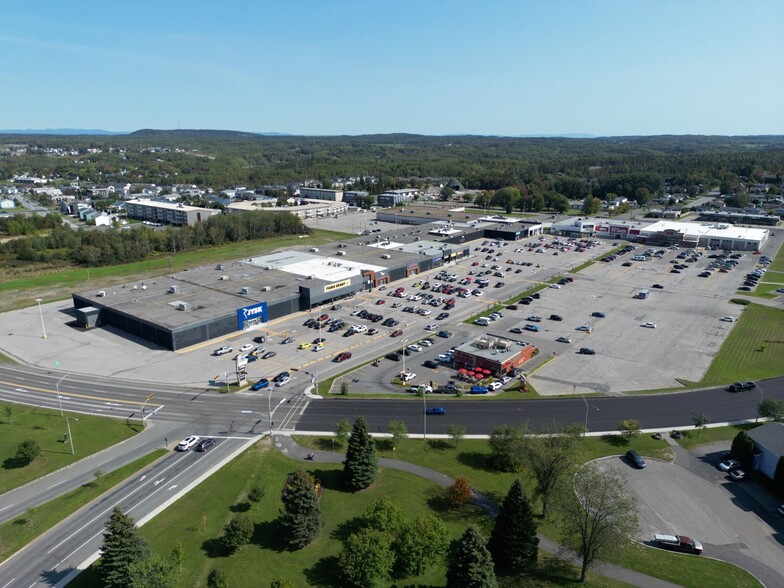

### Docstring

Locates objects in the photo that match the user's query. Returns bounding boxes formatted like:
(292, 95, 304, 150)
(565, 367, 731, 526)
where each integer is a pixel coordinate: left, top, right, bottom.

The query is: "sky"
(1, 0, 783, 136)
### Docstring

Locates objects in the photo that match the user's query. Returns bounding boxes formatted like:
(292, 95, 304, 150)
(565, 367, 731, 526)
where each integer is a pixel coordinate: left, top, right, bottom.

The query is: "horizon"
(1, 0, 783, 135)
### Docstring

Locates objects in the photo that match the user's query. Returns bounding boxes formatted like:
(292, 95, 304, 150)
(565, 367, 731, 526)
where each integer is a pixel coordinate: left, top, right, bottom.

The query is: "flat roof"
(642, 220, 769, 240)
(226, 201, 346, 212)
(249, 250, 386, 281)
(126, 198, 214, 213)
(455, 334, 536, 362)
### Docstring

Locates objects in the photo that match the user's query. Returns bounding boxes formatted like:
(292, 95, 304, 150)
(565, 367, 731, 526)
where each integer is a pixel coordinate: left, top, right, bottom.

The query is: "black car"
(532, 292, 541, 299)
(436, 312, 449, 320)
(262, 351, 277, 359)
(386, 352, 402, 361)
(195, 438, 215, 452)
(273, 371, 290, 383)
(253, 335, 266, 344)
(729, 381, 756, 392)
(424, 360, 439, 369)
(549, 314, 563, 321)
(625, 450, 647, 469)
(304, 318, 316, 327)
(578, 348, 596, 355)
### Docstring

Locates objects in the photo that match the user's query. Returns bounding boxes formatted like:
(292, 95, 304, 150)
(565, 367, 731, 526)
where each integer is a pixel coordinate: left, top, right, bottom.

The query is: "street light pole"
(756, 383, 765, 423)
(66, 416, 76, 455)
(56, 372, 69, 417)
(268, 386, 273, 432)
(582, 392, 599, 435)
(224, 355, 230, 394)
(35, 298, 47, 339)
(423, 389, 427, 441)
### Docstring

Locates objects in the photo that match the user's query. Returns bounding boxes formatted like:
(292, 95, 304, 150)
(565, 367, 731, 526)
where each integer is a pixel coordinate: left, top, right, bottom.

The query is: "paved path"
(275, 435, 680, 588)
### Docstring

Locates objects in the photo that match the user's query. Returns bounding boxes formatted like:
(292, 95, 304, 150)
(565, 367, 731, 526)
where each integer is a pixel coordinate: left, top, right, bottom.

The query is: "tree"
(335, 418, 351, 447)
(3, 404, 12, 425)
(759, 398, 784, 422)
(440, 187, 455, 201)
(248, 485, 265, 509)
(447, 424, 466, 448)
(558, 464, 639, 583)
(129, 554, 176, 588)
(692, 414, 709, 436)
(618, 419, 641, 442)
(170, 542, 185, 573)
(100, 507, 151, 588)
(270, 579, 294, 588)
(446, 525, 497, 588)
(279, 467, 324, 548)
(364, 495, 406, 533)
(221, 514, 253, 553)
(447, 476, 473, 507)
(15, 439, 41, 465)
(394, 515, 449, 577)
(340, 381, 349, 395)
(581, 197, 602, 215)
(488, 479, 538, 572)
(339, 529, 395, 588)
(731, 430, 756, 470)
(488, 424, 526, 472)
(207, 568, 228, 588)
(387, 419, 408, 449)
(343, 416, 378, 491)
(523, 422, 579, 520)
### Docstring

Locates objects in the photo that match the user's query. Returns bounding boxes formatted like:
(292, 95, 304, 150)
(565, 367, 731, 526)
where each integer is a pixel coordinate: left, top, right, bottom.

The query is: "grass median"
(0, 401, 143, 495)
(0, 449, 166, 562)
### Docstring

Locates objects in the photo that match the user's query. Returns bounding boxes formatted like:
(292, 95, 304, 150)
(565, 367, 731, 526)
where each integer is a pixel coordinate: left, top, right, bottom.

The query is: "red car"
(318, 314, 329, 321)
(376, 299, 385, 305)
(333, 352, 352, 362)
(471, 261, 479, 266)
(391, 329, 403, 337)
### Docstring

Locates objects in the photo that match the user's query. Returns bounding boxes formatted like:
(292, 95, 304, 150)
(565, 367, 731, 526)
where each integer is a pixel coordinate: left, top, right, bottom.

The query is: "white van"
(474, 317, 491, 326)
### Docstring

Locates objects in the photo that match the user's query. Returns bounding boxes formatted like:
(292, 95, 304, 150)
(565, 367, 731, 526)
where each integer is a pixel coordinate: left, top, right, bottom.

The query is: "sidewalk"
(275, 435, 680, 588)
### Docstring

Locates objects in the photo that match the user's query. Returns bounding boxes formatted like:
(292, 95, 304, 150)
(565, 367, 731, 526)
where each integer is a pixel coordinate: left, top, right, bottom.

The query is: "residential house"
(747, 422, 784, 480)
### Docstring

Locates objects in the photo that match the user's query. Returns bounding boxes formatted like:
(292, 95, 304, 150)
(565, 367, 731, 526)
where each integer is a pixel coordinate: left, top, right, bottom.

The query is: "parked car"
(282, 337, 295, 344)
(626, 450, 647, 469)
(276, 376, 291, 386)
(391, 329, 403, 337)
(527, 315, 542, 322)
(333, 352, 352, 362)
(729, 469, 746, 481)
(719, 316, 735, 322)
(424, 360, 439, 369)
(195, 438, 215, 452)
(555, 336, 572, 343)
(401, 372, 416, 382)
(578, 348, 596, 355)
(591, 312, 606, 318)
(176, 436, 200, 451)
(549, 314, 563, 321)
(510, 327, 524, 334)
(251, 378, 270, 390)
(470, 385, 489, 394)
(298, 342, 312, 350)
(213, 346, 233, 356)
(524, 324, 540, 332)
(641, 322, 657, 329)
(253, 335, 266, 344)
(238, 343, 253, 353)
(653, 534, 703, 555)
(386, 352, 402, 361)
(718, 459, 741, 471)
(262, 351, 277, 359)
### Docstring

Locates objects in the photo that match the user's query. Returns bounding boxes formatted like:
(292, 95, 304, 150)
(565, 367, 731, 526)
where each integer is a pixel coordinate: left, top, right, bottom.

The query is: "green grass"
(568, 245, 627, 274)
(674, 423, 760, 450)
(698, 303, 784, 385)
(0, 229, 353, 312)
(69, 442, 646, 588)
(766, 240, 784, 272)
(0, 401, 143, 494)
(0, 351, 15, 364)
(0, 449, 165, 561)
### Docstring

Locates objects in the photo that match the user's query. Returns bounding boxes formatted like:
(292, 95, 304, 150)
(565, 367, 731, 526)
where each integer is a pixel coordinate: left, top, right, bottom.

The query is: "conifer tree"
(100, 507, 151, 588)
(343, 416, 378, 491)
(488, 479, 538, 572)
(279, 467, 324, 548)
(446, 525, 497, 588)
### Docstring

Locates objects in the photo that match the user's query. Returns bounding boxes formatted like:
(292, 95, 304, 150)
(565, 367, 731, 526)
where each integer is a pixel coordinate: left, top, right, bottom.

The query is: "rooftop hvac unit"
(219, 275, 229, 281)
(381, 254, 391, 259)
(168, 285, 179, 294)
(141, 283, 147, 290)
(96, 290, 106, 297)
(496, 340, 512, 350)
(240, 287, 250, 295)
(177, 302, 191, 311)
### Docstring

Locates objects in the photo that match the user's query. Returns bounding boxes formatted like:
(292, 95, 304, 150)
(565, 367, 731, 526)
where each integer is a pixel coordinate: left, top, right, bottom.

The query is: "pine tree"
(488, 479, 538, 572)
(447, 526, 497, 588)
(279, 467, 324, 548)
(343, 416, 378, 491)
(100, 507, 151, 588)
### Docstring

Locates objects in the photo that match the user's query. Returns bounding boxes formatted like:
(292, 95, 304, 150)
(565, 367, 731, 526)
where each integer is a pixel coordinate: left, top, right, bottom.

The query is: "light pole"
(401, 339, 409, 376)
(35, 298, 47, 339)
(224, 354, 230, 393)
(756, 382, 765, 423)
(423, 388, 427, 441)
(582, 392, 599, 435)
(56, 372, 69, 417)
(66, 416, 77, 455)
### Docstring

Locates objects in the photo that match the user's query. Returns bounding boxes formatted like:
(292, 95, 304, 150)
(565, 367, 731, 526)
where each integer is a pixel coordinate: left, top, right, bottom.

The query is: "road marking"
(47, 480, 67, 490)
(1, 579, 15, 588)
(168, 485, 178, 490)
(0, 380, 164, 411)
(0, 504, 14, 513)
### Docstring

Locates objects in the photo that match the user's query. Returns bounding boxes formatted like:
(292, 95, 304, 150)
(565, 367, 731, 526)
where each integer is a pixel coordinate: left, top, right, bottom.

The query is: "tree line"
(0, 210, 308, 268)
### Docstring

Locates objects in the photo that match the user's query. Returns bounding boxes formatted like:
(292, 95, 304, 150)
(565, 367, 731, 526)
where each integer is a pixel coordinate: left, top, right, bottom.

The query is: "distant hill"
(0, 128, 126, 135)
(129, 129, 289, 139)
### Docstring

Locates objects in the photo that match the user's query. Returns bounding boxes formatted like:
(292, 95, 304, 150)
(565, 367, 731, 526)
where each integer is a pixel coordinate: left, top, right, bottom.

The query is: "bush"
(16, 439, 41, 465)
(446, 476, 473, 507)
(207, 568, 227, 588)
(221, 515, 253, 552)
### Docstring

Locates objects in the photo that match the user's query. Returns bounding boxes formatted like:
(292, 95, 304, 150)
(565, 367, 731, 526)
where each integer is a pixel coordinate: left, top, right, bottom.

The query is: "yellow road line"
(0, 380, 164, 409)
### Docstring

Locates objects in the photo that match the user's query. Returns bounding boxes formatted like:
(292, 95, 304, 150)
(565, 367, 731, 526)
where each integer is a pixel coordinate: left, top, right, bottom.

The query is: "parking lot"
(595, 456, 784, 584)
(1, 228, 778, 397)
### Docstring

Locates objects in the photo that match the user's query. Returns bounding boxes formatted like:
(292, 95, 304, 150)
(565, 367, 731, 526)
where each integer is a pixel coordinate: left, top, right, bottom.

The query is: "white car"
(487, 381, 503, 391)
(276, 376, 291, 386)
(407, 344, 422, 352)
(238, 343, 254, 353)
(418, 309, 432, 316)
(253, 346, 266, 355)
(437, 354, 451, 362)
(420, 339, 434, 347)
(401, 372, 417, 382)
(354, 324, 368, 333)
(424, 324, 437, 331)
(719, 316, 736, 322)
(474, 291, 484, 297)
(549, 284, 561, 289)
(575, 325, 591, 332)
(213, 346, 233, 356)
(641, 322, 657, 329)
(351, 310, 362, 316)
(500, 375, 512, 385)
(176, 436, 200, 451)
(718, 459, 740, 472)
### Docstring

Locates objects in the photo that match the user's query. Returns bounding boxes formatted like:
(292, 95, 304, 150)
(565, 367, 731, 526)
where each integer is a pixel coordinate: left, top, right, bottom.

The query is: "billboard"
(237, 301, 268, 330)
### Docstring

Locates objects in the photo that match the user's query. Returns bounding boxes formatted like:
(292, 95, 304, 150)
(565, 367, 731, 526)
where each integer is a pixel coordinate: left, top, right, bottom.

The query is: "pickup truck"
(653, 534, 703, 554)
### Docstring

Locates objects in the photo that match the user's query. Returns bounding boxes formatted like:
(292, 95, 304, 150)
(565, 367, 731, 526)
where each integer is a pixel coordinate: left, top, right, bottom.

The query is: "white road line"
(47, 480, 67, 490)
(1, 579, 15, 588)
(0, 504, 14, 513)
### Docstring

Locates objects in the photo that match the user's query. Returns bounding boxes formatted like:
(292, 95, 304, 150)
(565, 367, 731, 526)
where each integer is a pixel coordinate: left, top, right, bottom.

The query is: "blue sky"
(2, 0, 782, 136)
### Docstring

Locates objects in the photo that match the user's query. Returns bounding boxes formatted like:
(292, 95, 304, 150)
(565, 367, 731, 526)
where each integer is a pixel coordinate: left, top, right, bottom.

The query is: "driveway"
(595, 457, 784, 586)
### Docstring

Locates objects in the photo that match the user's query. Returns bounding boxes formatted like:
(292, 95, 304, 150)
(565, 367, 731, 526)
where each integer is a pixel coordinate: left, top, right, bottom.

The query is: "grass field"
(67, 443, 631, 588)
(0, 449, 165, 562)
(0, 401, 143, 494)
(697, 303, 784, 385)
(0, 229, 353, 312)
(766, 241, 784, 272)
(674, 423, 760, 450)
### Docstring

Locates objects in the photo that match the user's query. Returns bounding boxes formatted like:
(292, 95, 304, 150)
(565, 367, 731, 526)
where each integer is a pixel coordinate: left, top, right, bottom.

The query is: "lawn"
(674, 423, 760, 450)
(0, 449, 166, 562)
(698, 303, 784, 385)
(0, 401, 143, 494)
(67, 442, 629, 588)
(0, 229, 353, 312)
(766, 241, 784, 272)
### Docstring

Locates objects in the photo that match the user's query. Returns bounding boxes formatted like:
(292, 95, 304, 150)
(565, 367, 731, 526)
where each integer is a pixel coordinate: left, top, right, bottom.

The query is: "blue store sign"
(237, 301, 268, 330)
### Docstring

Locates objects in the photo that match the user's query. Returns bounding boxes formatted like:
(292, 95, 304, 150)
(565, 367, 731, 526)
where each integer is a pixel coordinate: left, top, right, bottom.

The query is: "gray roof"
(747, 422, 784, 456)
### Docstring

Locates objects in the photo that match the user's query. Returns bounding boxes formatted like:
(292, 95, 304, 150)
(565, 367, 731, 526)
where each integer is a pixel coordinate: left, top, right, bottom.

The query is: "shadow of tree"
(376, 438, 395, 452)
(531, 554, 580, 584)
(308, 468, 346, 492)
(303, 555, 342, 588)
(253, 519, 287, 552)
(330, 515, 366, 542)
(201, 536, 228, 559)
(42, 567, 76, 586)
(315, 438, 343, 451)
(230, 502, 250, 513)
(2, 457, 26, 470)
(456, 451, 495, 472)
(600, 434, 626, 447)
